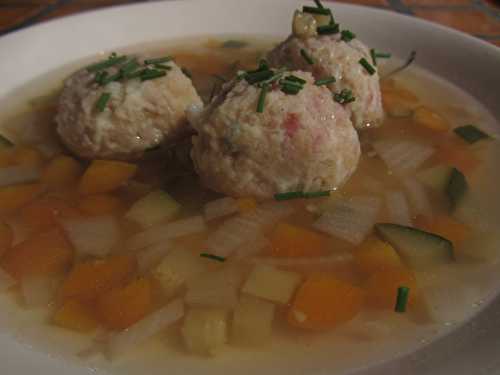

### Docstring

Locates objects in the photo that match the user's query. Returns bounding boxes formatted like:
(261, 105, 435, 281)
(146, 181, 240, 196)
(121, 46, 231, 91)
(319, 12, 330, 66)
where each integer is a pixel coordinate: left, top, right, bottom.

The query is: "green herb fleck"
(302, 191, 331, 198)
(333, 89, 355, 104)
(454, 125, 489, 144)
(317, 23, 340, 35)
(315, 76, 336, 86)
(86, 54, 127, 73)
(359, 57, 376, 75)
(300, 49, 315, 65)
(95, 92, 111, 112)
(221, 40, 248, 49)
(340, 30, 356, 42)
(314, 0, 325, 8)
(302, 5, 331, 15)
(144, 56, 172, 65)
(274, 191, 304, 201)
(257, 84, 269, 113)
(395, 286, 410, 313)
(245, 70, 275, 85)
(140, 69, 167, 82)
(370, 49, 392, 66)
(120, 58, 140, 75)
(200, 253, 226, 262)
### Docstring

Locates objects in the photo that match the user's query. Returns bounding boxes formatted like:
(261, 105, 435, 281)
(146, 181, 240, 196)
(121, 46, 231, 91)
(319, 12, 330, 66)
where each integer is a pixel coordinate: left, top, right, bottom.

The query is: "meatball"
(268, 35, 384, 130)
(56, 59, 202, 160)
(190, 71, 360, 199)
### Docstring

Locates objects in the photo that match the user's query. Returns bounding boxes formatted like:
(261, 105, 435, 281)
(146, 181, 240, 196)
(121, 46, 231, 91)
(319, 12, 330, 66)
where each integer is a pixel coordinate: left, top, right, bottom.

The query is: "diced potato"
(0, 183, 43, 216)
(53, 299, 98, 333)
(21, 197, 81, 232)
(268, 222, 330, 257)
(288, 273, 364, 330)
(0, 222, 13, 256)
(1, 229, 73, 280)
(78, 194, 124, 216)
(382, 87, 419, 117)
(237, 197, 257, 214)
(232, 295, 275, 346)
(11, 147, 44, 168)
(182, 308, 228, 356)
(413, 107, 450, 132)
(125, 190, 181, 228)
(78, 160, 137, 195)
(61, 255, 136, 300)
(242, 264, 301, 304)
(354, 237, 403, 275)
(42, 156, 82, 189)
(97, 278, 152, 330)
(292, 10, 318, 38)
(152, 249, 209, 298)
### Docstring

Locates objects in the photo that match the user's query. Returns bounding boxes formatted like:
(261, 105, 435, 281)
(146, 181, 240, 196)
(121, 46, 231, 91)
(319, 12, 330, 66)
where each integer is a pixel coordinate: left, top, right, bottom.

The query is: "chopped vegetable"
(370, 49, 391, 66)
(0, 222, 13, 256)
(416, 164, 453, 192)
(373, 139, 434, 175)
(60, 216, 120, 257)
(359, 58, 376, 75)
(354, 237, 403, 275)
(1, 229, 73, 280)
(125, 190, 180, 228)
(268, 222, 330, 257)
(236, 197, 257, 214)
(394, 286, 410, 313)
(95, 92, 111, 112)
(0, 183, 42, 216)
(454, 124, 489, 144)
(140, 69, 167, 82)
(86, 54, 127, 73)
(200, 253, 226, 262)
(79, 160, 137, 195)
(203, 197, 239, 221)
(315, 76, 336, 86)
(53, 300, 98, 333)
(333, 89, 355, 104)
(340, 30, 356, 42)
(446, 167, 468, 211)
(274, 191, 303, 201)
(292, 11, 318, 39)
(144, 56, 172, 65)
(41, 156, 82, 188)
(0, 166, 40, 187)
(21, 275, 59, 308)
(403, 177, 433, 218)
(257, 84, 269, 113)
(78, 194, 123, 216)
(0, 267, 15, 292)
(288, 273, 364, 330)
(365, 267, 417, 309)
(385, 191, 412, 226)
(416, 215, 471, 247)
(97, 278, 152, 330)
(300, 48, 315, 65)
(303, 5, 331, 15)
(137, 241, 172, 273)
(413, 107, 450, 132)
(182, 308, 228, 356)
(375, 223, 454, 270)
(317, 23, 339, 35)
(232, 295, 275, 346)
(21, 198, 81, 232)
(242, 264, 301, 304)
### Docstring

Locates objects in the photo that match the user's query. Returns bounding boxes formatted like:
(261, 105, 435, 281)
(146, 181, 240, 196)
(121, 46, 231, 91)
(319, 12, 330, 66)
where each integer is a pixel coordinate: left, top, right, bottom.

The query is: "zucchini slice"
(416, 164, 453, 192)
(375, 223, 454, 270)
(454, 125, 489, 144)
(446, 168, 468, 211)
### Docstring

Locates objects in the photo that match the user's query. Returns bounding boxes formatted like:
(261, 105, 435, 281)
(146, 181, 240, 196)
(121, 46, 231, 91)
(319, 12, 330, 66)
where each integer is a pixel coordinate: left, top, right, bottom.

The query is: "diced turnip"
(232, 295, 275, 346)
(125, 190, 180, 228)
(181, 308, 228, 356)
(403, 177, 433, 218)
(373, 139, 434, 175)
(416, 164, 453, 192)
(61, 215, 120, 257)
(385, 191, 412, 226)
(203, 197, 239, 221)
(242, 265, 301, 304)
(137, 241, 172, 273)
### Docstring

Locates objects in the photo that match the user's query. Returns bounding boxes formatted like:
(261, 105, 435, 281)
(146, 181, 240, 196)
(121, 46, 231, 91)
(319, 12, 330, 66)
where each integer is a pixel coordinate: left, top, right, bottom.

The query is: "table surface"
(0, 0, 499, 47)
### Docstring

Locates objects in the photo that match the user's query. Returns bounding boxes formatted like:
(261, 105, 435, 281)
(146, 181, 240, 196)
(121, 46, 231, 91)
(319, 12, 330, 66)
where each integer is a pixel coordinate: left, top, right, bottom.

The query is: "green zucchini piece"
(375, 223, 454, 270)
(416, 164, 453, 192)
(446, 168, 468, 211)
(0, 135, 13, 148)
(454, 125, 489, 144)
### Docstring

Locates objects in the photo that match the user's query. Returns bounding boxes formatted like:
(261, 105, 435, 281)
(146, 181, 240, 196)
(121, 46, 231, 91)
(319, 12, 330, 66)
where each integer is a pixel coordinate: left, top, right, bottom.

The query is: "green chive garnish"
(245, 70, 274, 84)
(221, 40, 248, 49)
(144, 56, 172, 65)
(281, 83, 302, 95)
(94, 71, 109, 85)
(181, 67, 192, 78)
(257, 84, 269, 113)
(314, 0, 324, 8)
(140, 69, 167, 81)
(274, 191, 304, 201)
(333, 89, 355, 104)
(95, 92, 111, 112)
(395, 286, 410, 313)
(284, 75, 306, 85)
(86, 54, 127, 73)
(340, 30, 356, 42)
(370, 48, 377, 66)
(120, 58, 140, 75)
(303, 191, 331, 198)
(154, 63, 172, 70)
(300, 49, 315, 65)
(302, 5, 331, 15)
(124, 68, 148, 79)
(100, 72, 122, 85)
(454, 125, 489, 144)
(200, 253, 226, 262)
(317, 23, 340, 35)
(359, 58, 376, 75)
(370, 49, 392, 66)
(315, 76, 336, 86)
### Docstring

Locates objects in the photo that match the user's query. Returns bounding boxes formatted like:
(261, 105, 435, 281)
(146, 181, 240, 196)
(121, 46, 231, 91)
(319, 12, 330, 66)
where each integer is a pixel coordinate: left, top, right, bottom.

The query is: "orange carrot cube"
(268, 222, 330, 258)
(78, 194, 124, 216)
(11, 147, 44, 168)
(237, 198, 257, 214)
(354, 237, 403, 275)
(435, 139, 479, 175)
(0, 183, 43, 216)
(364, 267, 417, 310)
(53, 299, 98, 333)
(42, 156, 82, 189)
(97, 278, 152, 330)
(79, 160, 137, 195)
(21, 198, 81, 232)
(288, 273, 364, 330)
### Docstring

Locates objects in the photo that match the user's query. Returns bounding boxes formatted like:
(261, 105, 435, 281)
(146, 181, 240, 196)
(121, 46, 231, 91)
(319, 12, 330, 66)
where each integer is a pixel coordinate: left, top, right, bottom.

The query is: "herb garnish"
(395, 286, 410, 313)
(333, 89, 355, 104)
(359, 58, 376, 75)
(200, 253, 226, 262)
(300, 49, 315, 65)
(315, 76, 336, 86)
(340, 30, 356, 42)
(95, 92, 111, 112)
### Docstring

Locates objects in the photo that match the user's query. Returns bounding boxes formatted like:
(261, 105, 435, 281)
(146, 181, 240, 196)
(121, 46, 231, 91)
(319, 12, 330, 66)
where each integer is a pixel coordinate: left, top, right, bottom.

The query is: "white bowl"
(0, 1, 499, 374)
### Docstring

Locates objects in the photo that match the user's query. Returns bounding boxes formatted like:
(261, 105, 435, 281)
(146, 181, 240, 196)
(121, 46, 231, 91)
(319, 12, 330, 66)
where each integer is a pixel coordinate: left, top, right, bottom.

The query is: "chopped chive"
(315, 76, 336, 86)
(200, 253, 226, 262)
(140, 69, 167, 81)
(370, 48, 377, 66)
(0, 135, 13, 147)
(94, 71, 109, 85)
(221, 40, 248, 49)
(256, 68, 286, 87)
(274, 191, 304, 201)
(317, 23, 340, 35)
(281, 83, 302, 95)
(340, 30, 356, 42)
(213, 74, 227, 82)
(124, 68, 148, 79)
(154, 63, 172, 70)
(303, 191, 331, 198)
(258, 59, 270, 71)
(245, 70, 274, 84)
(454, 125, 489, 144)
(144, 56, 172, 65)
(359, 57, 376, 75)
(314, 0, 324, 8)
(383, 50, 416, 79)
(86, 54, 127, 73)
(302, 5, 331, 15)
(370, 49, 392, 66)
(181, 67, 192, 78)
(284, 75, 306, 85)
(120, 58, 140, 75)
(95, 92, 111, 112)
(257, 84, 269, 113)
(395, 286, 410, 313)
(333, 89, 355, 104)
(100, 71, 122, 85)
(300, 49, 315, 65)
(280, 79, 303, 90)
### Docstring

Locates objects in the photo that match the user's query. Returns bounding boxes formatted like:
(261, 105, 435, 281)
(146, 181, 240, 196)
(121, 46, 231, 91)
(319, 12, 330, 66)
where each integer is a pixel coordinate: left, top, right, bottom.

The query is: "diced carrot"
(78, 160, 137, 195)
(0, 150, 13, 168)
(237, 198, 257, 214)
(0, 222, 13, 256)
(354, 237, 403, 275)
(42, 156, 82, 189)
(364, 267, 418, 310)
(21, 198, 81, 232)
(78, 194, 124, 216)
(53, 299, 98, 333)
(414, 214, 471, 246)
(413, 107, 450, 132)
(435, 139, 479, 175)
(0, 183, 43, 216)
(1, 229, 73, 280)
(97, 278, 152, 330)
(288, 273, 364, 330)
(11, 147, 44, 168)
(267, 222, 330, 258)
(61, 255, 136, 301)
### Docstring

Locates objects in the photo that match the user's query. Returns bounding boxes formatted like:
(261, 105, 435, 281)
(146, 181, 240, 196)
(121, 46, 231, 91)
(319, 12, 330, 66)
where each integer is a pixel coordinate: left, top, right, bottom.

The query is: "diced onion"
(385, 190, 412, 226)
(233, 235, 270, 259)
(0, 166, 40, 187)
(137, 241, 172, 273)
(0, 267, 15, 292)
(203, 197, 239, 221)
(248, 252, 353, 268)
(313, 196, 381, 245)
(403, 177, 433, 218)
(373, 139, 434, 175)
(127, 216, 206, 252)
(108, 298, 184, 358)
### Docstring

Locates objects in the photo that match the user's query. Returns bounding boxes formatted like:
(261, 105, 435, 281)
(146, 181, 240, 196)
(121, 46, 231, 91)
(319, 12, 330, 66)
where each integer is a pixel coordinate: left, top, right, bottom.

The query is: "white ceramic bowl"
(0, 1, 499, 374)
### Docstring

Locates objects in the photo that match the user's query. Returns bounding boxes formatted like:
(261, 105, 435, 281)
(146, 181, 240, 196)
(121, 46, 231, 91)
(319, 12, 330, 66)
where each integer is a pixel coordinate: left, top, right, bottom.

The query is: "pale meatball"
(56, 60, 202, 160)
(268, 35, 384, 130)
(190, 71, 360, 199)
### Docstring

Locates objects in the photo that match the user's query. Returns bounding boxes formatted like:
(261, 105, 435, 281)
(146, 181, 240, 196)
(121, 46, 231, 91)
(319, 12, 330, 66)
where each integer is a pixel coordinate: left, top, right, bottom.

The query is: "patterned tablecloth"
(0, 0, 499, 47)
